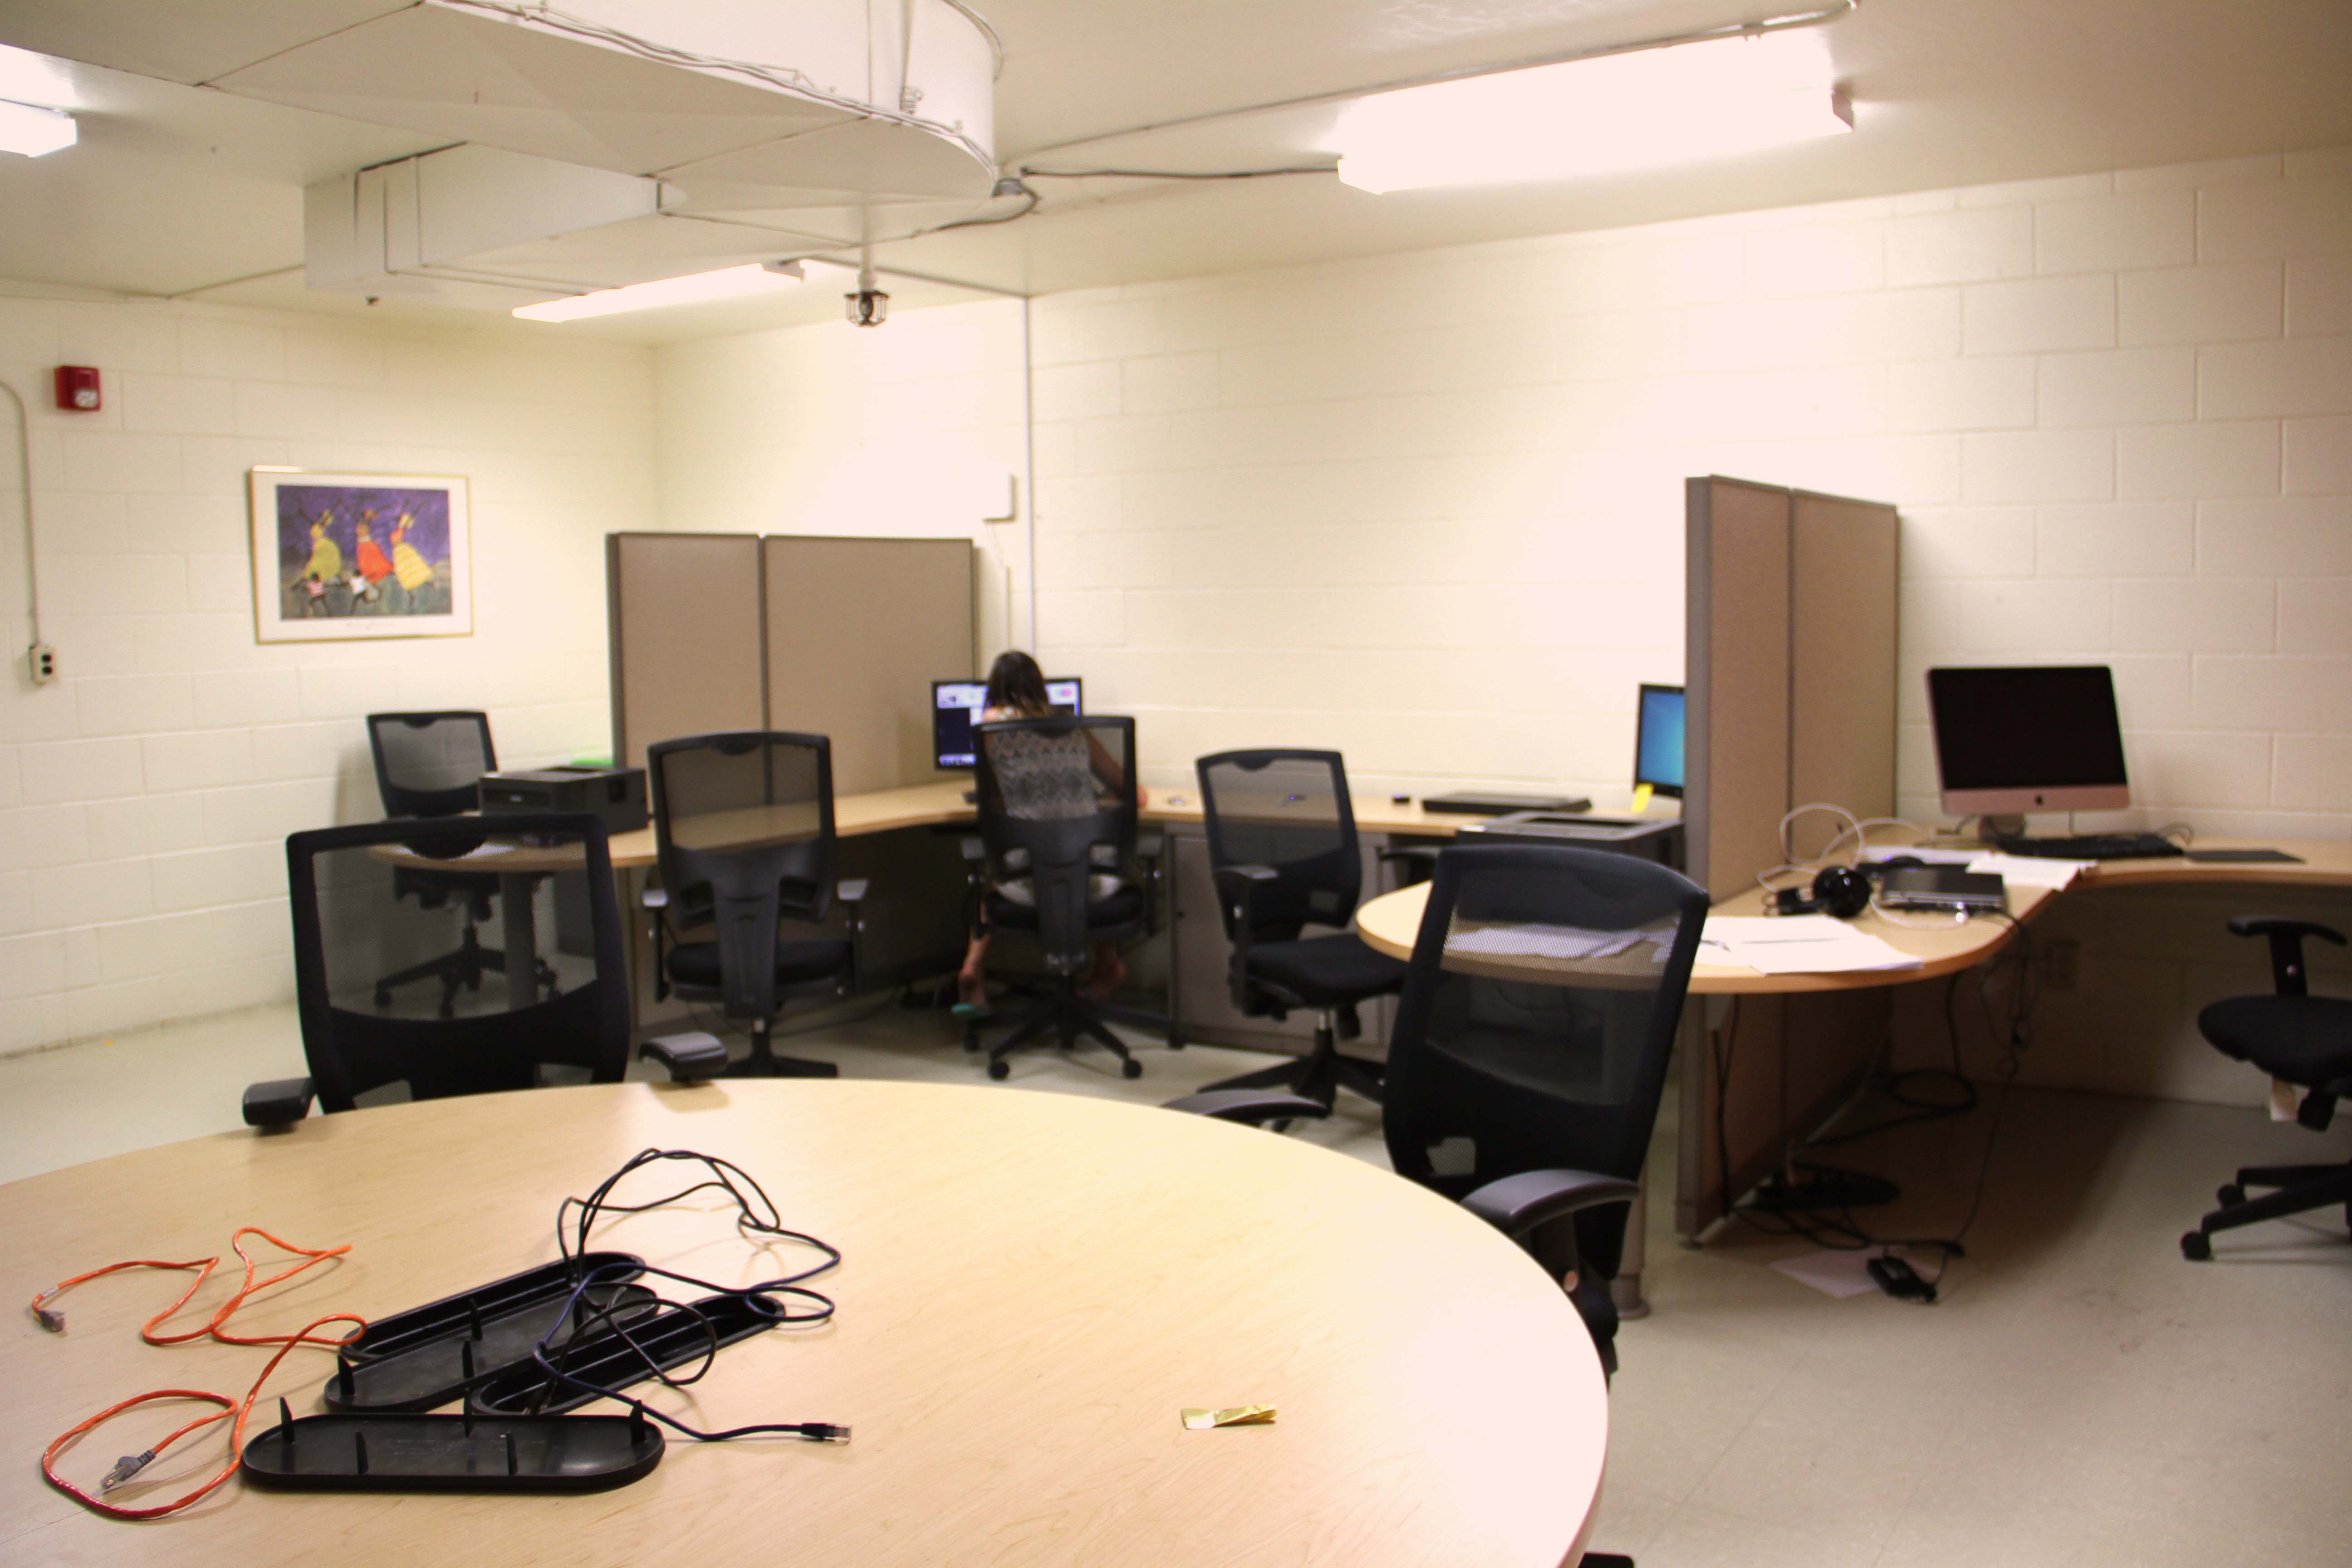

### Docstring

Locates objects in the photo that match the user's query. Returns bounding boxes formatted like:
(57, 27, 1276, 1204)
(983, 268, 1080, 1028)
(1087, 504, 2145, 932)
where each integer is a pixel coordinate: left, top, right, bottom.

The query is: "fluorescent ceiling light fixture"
(1331, 31, 1849, 194)
(0, 99, 75, 159)
(512, 260, 804, 322)
(0, 44, 77, 110)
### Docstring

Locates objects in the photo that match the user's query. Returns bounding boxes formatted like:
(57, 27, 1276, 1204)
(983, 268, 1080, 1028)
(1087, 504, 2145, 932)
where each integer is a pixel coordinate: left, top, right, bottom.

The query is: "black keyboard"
(1994, 833, 2185, 860)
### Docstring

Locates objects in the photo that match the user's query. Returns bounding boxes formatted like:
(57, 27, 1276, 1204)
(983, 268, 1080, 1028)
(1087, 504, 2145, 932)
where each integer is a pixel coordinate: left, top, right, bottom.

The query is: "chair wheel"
(1122, 1058, 1142, 1079)
(2218, 1184, 2244, 1207)
(2180, 1231, 2211, 1261)
(1166, 1032, 1185, 1050)
(374, 989, 391, 1008)
(987, 1058, 1009, 1081)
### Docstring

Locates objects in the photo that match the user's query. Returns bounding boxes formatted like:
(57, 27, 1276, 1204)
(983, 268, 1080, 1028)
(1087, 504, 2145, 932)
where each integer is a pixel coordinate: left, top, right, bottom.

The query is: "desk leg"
(1611, 1172, 1650, 1321)
(500, 873, 539, 1008)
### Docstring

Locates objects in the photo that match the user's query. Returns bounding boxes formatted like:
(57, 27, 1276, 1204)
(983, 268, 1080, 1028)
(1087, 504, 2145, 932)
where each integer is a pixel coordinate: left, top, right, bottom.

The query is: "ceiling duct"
(8, 0, 1002, 302)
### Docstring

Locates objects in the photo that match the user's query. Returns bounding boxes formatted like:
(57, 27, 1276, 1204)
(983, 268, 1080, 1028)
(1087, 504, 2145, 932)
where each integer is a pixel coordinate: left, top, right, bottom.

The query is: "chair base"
(730, 1022, 838, 1079)
(966, 976, 1160, 1081)
(1202, 1014, 1383, 1109)
(2180, 1159, 2352, 1259)
(374, 930, 554, 1018)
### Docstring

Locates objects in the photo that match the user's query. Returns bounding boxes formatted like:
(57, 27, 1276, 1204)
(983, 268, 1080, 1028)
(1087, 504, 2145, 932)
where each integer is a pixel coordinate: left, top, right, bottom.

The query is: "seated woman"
(956, 651, 1140, 1015)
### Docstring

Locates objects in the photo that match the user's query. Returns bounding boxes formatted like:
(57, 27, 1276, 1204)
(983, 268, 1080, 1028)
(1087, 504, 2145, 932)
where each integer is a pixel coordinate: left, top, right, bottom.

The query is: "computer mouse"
(1878, 854, 1926, 871)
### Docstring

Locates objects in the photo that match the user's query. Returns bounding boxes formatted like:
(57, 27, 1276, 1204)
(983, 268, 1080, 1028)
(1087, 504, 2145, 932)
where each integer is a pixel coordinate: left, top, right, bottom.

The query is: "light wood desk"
(597, 780, 1499, 872)
(1352, 837, 2352, 1290)
(1353, 838, 2352, 987)
(6, 1082, 1607, 1568)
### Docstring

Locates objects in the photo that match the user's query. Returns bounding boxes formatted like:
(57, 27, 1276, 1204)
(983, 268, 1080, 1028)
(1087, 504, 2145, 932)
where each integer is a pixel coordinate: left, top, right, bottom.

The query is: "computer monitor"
(1926, 665, 2130, 816)
(1633, 683, 1685, 799)
(931, 677, 1083, 770)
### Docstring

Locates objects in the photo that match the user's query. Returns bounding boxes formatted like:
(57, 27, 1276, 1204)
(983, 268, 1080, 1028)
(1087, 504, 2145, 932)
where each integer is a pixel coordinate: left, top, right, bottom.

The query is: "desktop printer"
(1455, 810, 1684, 869)
(478, 765, 648, 835)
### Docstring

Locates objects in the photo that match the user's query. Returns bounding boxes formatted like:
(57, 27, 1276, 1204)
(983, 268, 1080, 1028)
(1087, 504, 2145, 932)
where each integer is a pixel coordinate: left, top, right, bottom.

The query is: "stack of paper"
(1700, 914, 1926, 975)
(1447, 924, 1649, 961)
(1964, 851, 2090, 890)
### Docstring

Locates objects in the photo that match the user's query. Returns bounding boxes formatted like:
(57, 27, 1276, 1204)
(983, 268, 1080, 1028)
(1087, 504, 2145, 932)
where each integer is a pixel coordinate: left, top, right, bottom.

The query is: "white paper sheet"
(1965, 851, 2090, 890)
(1700, 914, 1925, 975)
(1769, 1248, 1884, 1299)
(1447, 925, 1645, 961)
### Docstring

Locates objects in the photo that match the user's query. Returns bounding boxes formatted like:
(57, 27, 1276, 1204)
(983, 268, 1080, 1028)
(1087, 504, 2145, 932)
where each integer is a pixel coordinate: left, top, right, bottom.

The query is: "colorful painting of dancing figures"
(248, 471, 471, 642)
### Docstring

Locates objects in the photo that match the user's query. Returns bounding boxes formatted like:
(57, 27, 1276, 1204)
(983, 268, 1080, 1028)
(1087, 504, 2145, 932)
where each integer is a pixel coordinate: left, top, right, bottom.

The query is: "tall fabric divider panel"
(761, 535, 975, 796)
(608, 534, 766, 768)
(1676, 477, 1901, 1239)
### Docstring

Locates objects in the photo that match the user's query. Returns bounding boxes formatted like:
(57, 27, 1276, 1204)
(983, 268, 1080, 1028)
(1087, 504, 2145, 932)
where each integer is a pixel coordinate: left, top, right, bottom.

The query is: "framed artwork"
(247, 469, 473, 642)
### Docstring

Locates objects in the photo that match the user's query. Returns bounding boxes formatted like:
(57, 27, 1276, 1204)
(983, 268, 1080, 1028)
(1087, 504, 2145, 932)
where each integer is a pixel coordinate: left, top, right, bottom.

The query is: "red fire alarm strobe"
(54, 366, 100, 412)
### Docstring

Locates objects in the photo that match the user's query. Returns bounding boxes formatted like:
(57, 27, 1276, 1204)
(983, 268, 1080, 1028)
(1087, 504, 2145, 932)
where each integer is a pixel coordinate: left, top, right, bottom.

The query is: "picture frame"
(247, 468, 473, 642)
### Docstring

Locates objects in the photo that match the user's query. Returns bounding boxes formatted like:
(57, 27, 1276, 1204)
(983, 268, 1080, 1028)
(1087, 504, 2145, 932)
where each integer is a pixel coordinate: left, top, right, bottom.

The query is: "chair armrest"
(1460, 1168, 1640, 1242)
(639, 1031, 730, 1082)
(2227, 915, 2347, 996)
(1377, 845, 1441, 886)
(243, 1077, 314, 1129)
(640, 887, 668, 909)
(1212, 865, 1283, 1014)
(1162, 1089, 1333, 1125)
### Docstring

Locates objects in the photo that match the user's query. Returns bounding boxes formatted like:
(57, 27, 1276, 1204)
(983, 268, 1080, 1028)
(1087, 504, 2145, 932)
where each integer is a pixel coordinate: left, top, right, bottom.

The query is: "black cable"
(533, 1151, 848, 1444)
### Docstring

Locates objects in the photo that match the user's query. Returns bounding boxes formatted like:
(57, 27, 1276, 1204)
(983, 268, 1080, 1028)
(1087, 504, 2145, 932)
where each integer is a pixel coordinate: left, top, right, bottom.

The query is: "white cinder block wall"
(655, 146, 2349, 1104)
(0, 298, 654, 1052)
(654, 299, 1032, 655)
(1014, 147, 2352, 1106)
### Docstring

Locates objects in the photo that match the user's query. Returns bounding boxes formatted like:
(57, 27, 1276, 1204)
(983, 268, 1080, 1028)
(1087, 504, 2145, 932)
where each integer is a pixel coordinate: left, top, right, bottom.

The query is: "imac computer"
(1926, 665, 2131, 817)
(1634, 684, 1686, 799)
(931, 677, 1083, 770)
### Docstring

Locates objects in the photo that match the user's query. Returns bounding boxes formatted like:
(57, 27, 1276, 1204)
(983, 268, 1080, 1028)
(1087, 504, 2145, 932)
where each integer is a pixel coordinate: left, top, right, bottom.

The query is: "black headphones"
(1768, 864, 1872, 918)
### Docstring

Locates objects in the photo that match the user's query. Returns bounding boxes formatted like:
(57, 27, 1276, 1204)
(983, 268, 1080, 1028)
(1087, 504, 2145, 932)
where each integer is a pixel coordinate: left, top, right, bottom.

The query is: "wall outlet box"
(29, 642, 57, 683)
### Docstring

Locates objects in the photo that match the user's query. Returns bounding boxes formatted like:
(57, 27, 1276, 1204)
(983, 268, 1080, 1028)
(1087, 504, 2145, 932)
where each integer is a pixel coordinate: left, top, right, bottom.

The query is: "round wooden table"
(5, 1081, 1607, 1567)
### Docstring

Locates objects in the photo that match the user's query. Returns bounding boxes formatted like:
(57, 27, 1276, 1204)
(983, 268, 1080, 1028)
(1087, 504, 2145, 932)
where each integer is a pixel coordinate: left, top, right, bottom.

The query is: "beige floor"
(5, 1004, 2347, 1565)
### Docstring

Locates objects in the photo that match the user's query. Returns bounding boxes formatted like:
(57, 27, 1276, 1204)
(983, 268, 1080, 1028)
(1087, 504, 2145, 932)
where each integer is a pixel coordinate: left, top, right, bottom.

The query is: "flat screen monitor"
(1926, 665, 2130, 816)
(931, 677, 1083, 770)
(1633, 684, 1685, 799)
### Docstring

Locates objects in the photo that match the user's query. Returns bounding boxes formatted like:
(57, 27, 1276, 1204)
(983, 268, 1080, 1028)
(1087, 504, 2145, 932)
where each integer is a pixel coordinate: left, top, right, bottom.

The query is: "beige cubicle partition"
(608, 532, 767, 768)
(606, 531, 979, 1000)
(763, 534, 976, 797)
(1679, 477, 1901, 1237)
(607, 532, 975, 785)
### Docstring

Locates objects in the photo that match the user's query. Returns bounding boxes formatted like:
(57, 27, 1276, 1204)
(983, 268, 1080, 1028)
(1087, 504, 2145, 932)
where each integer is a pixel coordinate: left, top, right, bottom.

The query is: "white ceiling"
(2, 0, 2348, 343)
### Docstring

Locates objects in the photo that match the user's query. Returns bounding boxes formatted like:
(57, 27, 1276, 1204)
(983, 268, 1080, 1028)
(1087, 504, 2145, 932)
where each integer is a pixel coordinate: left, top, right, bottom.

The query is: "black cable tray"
(325, 1252, 657, 1413)
(467, 1293, 787, 1418)
(242, 1401, 662, 1493)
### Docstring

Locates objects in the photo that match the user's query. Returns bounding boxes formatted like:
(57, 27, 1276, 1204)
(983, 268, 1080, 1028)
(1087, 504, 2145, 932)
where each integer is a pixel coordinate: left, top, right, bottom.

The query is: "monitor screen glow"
(1634, 684, 1685, 798)
(1926, 665, 2130, 816)
(931, 677, 1084, 770)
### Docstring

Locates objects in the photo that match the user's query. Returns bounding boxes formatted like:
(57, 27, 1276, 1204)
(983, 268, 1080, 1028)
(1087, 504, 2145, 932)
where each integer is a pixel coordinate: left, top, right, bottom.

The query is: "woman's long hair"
(985, 649, 1053, 718)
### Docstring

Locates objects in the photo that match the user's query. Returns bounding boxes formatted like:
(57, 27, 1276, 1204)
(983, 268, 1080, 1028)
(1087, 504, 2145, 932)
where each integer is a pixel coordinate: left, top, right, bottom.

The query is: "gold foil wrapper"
(1181, 1404, 1277, 1429)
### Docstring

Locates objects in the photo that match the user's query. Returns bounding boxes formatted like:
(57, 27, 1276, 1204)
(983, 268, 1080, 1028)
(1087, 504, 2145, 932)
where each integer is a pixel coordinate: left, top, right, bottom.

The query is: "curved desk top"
(5, 1081, 1606, 1568)
(591, 782, 1544, 871)
(1354, 838, 2352, 995)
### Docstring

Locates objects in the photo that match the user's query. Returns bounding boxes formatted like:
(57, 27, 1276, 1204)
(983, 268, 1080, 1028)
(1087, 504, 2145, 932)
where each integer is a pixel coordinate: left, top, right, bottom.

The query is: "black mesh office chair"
(964, 714, 1167, 1080)
(241, 812, 631, 1127)
(638, 732, 863, 1079)
(363, 710, 544, 1015)
(1173, 844, 1708, 1394)
(1193, 750, 1411, 1108)
(2181, 916, 2352, 1260)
